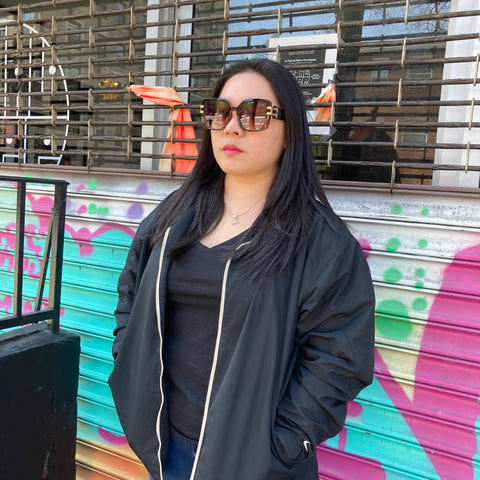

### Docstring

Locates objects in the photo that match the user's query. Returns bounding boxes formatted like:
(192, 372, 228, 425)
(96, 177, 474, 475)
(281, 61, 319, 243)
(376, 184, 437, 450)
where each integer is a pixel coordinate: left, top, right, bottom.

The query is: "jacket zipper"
(155, 238, 247, 480)
(189, 253, 234, 480)
(155, 227, 171, 480)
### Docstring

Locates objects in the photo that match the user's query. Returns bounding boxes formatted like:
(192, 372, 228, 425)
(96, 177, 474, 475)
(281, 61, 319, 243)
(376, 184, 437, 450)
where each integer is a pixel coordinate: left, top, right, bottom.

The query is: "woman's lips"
(222, 144, 243, 155)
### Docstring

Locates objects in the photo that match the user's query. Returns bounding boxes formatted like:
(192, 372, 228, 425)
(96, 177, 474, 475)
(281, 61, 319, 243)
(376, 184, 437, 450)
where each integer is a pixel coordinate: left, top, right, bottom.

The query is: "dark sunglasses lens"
(202, 99, 229, 130)
(238, 99, 269, 131)
(202, 99, 273, 131)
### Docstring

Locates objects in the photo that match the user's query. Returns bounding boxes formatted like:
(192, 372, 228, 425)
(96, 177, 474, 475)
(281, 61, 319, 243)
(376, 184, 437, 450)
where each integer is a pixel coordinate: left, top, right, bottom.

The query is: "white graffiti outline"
(2, 22, 70, 164)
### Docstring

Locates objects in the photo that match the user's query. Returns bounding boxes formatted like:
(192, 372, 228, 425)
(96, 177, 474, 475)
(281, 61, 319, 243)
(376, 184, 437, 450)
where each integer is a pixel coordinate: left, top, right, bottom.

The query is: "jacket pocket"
(272, 423, 311, 467)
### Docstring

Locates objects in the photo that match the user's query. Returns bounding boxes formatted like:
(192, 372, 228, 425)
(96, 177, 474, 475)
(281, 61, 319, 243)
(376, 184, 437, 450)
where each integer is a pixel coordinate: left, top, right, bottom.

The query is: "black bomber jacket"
(108, 199, 375, 480)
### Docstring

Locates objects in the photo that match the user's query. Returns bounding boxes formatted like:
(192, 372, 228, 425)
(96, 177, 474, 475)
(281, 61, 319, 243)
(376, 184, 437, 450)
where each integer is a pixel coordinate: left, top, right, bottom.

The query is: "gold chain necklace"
(224, 193, 267, 225)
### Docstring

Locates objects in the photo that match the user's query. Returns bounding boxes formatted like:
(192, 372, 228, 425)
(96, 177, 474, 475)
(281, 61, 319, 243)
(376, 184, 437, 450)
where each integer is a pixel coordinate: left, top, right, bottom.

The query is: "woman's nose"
(223, 109, 243, 135)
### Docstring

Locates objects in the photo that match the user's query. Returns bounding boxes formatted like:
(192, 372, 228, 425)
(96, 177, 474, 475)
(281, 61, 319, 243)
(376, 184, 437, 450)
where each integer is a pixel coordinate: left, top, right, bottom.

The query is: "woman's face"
(211, 71, 286, 185)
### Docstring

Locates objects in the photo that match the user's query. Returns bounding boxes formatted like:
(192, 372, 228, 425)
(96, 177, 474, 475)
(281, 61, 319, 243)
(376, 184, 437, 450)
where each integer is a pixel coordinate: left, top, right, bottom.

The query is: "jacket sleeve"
(274, 235, 375, 462)
(112, 206, 160, 360)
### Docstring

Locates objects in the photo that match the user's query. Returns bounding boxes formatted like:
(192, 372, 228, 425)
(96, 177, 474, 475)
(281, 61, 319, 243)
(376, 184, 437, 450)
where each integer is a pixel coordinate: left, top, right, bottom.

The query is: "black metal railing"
(0, 176, 68, 333)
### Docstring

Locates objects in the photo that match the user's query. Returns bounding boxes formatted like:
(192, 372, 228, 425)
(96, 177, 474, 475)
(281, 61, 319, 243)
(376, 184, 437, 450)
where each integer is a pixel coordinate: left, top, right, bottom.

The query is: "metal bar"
(13, 181, 26, 318)
(315, 160, 480, 172)
(34, 213, 53, 311)
(0, 308, 60, 330)
(5, 75, 480, 96)
(2, 159, 478, 180)
(47, 182, 67, 332)
(11, 28, 480, 53)
(7, 118, 479, 130)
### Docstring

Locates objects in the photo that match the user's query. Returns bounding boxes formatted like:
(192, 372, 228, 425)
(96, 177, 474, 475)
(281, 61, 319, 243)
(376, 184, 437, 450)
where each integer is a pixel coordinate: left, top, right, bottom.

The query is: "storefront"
(1, 1, 479, 479)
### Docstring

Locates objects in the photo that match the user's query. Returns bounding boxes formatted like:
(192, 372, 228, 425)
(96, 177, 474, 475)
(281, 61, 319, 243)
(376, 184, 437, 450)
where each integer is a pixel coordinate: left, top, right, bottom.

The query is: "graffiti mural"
(318, 203, 480, 479)
(1, 176, 479, 479)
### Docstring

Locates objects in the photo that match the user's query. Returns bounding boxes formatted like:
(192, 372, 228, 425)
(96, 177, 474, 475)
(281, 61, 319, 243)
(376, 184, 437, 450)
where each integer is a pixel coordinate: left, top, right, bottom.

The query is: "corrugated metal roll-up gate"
(0, 1, 479, 479)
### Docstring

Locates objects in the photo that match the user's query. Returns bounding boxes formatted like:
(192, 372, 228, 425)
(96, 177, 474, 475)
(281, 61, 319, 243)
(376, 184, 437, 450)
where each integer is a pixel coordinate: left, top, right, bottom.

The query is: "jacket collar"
(164, 204, 196, 250)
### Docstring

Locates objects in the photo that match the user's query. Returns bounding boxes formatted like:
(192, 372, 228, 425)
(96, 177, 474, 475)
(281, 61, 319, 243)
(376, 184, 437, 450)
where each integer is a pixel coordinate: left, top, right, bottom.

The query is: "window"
(1, 0, 478, 188)
(406, 65, 433, 83)
(370, 58, 389, 89)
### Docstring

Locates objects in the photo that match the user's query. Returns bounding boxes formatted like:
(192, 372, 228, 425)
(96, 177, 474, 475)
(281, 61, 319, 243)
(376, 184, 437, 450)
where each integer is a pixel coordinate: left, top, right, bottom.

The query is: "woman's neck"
(199, 175, 272, 248)
(223, 174, 273, 202)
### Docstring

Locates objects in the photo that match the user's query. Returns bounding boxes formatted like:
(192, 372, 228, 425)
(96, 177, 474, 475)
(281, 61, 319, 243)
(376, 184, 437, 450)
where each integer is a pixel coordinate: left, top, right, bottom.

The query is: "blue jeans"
(149, 427, 198, 480)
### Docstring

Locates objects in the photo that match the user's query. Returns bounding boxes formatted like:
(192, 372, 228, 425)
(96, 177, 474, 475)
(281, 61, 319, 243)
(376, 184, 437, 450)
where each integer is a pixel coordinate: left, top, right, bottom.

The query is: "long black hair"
(151, 58, 333, 283)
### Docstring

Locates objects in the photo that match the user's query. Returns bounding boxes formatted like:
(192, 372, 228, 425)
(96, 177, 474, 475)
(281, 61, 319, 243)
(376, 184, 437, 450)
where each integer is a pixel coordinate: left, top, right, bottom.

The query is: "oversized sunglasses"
(200, 98, 286, 132)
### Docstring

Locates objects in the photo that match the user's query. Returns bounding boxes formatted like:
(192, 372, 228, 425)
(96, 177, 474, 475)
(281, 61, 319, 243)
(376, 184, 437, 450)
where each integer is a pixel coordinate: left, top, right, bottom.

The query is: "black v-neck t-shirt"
(164, 235, 243, 440)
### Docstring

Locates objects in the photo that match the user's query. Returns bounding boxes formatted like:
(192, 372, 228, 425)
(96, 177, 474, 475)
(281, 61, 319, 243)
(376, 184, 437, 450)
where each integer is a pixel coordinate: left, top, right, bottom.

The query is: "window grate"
(0, 0, 478, 188)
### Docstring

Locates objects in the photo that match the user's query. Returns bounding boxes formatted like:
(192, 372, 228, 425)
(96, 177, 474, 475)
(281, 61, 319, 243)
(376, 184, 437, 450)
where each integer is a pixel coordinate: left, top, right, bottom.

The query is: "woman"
(109, 58, 375, 480)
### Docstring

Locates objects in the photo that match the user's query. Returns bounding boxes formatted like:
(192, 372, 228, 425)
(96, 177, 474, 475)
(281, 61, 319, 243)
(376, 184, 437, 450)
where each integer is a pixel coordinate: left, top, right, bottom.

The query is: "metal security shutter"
(1, 1, 478, 189)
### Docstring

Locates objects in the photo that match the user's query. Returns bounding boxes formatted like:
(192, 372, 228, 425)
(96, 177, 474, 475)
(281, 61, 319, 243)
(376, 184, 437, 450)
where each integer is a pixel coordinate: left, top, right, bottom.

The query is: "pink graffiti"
(23, 300, 33, 314)
(412, 243, 480, 478)
(97, 426, 129, 445)
(316, 235, 383, 477)
(336, 402, 363, 451)
(0, 194, 51, 274)
(65, 221, 135, 257)
(77, 205, 87, 215)
(318, 399, 386, 477)
(376, 243, 480, 479)
(0, 228, 16, 272)
(317, 446, 386, 480)
(0, 294, 64, 319)
(0, 295, 12, 313)
(358, 238, 372, 259)
(2, 192, 135, 280)
(26, 193, 53, 236)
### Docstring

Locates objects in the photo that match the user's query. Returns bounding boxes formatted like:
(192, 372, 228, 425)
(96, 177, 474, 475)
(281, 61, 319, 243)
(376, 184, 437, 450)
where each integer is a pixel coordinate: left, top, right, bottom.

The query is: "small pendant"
(230, 215, 239, 225)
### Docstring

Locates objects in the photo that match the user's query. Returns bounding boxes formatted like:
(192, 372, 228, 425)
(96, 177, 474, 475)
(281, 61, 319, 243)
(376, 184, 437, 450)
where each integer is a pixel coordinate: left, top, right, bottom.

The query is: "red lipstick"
(222, 144, 243, 155)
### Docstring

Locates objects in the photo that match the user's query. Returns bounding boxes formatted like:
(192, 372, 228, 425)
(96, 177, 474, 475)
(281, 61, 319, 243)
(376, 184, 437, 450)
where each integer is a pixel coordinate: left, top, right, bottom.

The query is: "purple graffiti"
(126, 203, 144, 220)
(136, 183, 149, 195)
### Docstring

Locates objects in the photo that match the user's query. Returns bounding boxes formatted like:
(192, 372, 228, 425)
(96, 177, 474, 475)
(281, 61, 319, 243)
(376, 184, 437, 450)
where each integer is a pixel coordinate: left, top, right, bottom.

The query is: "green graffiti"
(418, 239, 428, 249)
(376, 300, 412, 340)
(415, 268, 426, 277)
(87, 203, 109, 215)
(412, 297, 428, 311)
(414, 268, 425, 289)
(420, 208, 430, 216)
(383, 268, 402, 284)
(89, 179, 98, 189)
(386, 238, 401, 252)
(391, 204, 402, 215)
